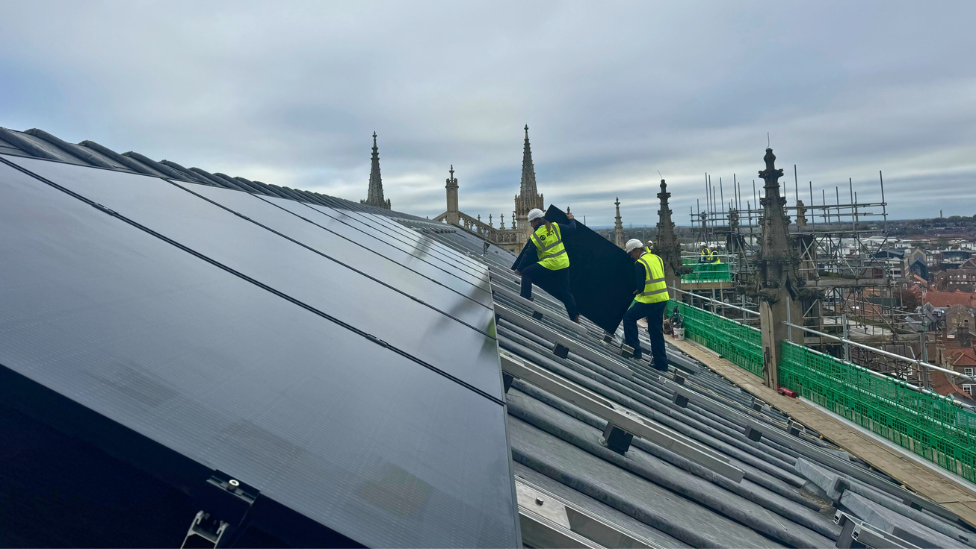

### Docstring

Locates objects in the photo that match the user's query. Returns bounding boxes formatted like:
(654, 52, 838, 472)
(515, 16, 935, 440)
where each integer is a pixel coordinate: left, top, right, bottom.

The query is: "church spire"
(613, 197, 625, 248)
(513, 124, 543, 243)
(363, 132, 391, 209)
(519, 125, 538, 196)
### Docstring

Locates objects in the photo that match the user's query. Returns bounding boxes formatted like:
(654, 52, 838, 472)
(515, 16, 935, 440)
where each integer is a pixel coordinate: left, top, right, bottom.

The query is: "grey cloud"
(1, 1, 975, 225)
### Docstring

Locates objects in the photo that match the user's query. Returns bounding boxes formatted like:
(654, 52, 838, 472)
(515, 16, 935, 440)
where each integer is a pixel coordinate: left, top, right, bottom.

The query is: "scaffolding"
(683, 169, 919, 351)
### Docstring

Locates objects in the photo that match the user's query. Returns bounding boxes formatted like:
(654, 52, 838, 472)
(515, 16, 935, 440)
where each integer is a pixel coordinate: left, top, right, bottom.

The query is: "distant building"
(939, 249, 972, 270)
(936, 323, 976, 401)
(904, 248, 928, 279)
(946, 304, 976, 335)
(945, 268, 976, 292)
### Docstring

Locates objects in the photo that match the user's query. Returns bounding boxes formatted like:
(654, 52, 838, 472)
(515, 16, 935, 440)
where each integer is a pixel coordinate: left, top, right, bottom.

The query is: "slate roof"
(2, 125, 975, 548)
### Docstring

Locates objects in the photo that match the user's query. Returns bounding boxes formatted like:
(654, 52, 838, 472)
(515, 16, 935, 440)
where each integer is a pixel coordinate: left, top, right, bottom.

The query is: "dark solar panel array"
(0, 155, 519, 548)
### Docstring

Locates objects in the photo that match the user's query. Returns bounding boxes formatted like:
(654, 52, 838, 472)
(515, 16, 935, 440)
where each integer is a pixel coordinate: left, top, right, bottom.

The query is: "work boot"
(571, 314, 581, 324)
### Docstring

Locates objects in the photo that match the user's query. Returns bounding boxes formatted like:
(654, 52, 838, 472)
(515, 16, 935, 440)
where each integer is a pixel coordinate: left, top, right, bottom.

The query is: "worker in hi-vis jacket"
(622, 239, 669, 370)
(513, 208, 580, 322)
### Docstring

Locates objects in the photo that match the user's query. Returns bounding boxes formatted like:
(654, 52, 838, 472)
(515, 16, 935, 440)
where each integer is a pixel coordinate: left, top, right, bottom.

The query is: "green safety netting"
(668, 299, 976, 484)
(667, 301, 763, 377)
(779, 341, 976, 483)
(681, 258, 731, 283)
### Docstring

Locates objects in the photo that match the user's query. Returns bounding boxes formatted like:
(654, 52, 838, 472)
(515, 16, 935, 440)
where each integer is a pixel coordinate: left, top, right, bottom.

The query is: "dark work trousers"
(623, 300, 668, 369)
(520, 263, 579, 320)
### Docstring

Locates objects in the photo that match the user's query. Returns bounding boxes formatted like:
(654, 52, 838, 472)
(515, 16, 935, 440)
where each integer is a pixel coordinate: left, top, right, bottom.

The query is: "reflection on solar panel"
(0, 156, 519, 547)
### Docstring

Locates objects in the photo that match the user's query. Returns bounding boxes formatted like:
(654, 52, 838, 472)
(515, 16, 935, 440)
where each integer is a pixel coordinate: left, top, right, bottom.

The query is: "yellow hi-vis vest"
(635, 252, 669, 304)
(531, 223, 570, 270)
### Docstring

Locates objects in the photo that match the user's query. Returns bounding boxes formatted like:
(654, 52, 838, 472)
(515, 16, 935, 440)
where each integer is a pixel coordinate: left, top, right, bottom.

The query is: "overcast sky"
(2, 1, 975, 226)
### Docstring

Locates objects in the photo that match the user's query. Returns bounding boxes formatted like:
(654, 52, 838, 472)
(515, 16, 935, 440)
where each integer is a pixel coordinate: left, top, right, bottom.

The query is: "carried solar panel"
(0, 157, 519, 547)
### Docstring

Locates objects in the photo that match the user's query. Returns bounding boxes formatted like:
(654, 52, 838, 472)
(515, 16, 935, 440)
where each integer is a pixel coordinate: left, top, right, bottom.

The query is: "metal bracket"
(602, 422, 634, 454)
(503, 372, 515, 394)
(183, 511, 232, 548)
(516, 477, 654, 549)
(182, 472, 260, 548)
(532, 310, 544, 320)
(552, 343, 570, 359)
(834, 511, 921, 549)
(744, 425, 763, 442)
(671, 391, 689, 408)
(621, 345, 635, 359)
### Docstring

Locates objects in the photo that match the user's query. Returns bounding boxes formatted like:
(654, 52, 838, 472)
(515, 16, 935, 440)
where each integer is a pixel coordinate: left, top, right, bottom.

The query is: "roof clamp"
(601, 422, 634, 455)
(503, 372, 515, 394)
(671, 391, 689, 409)
(532, 310, 544, 320)
(602, 332, 614, 344)
(552, 343, 570, 359)
(751, 398, 764, 412)
(620, 344, 635, 359)
(744, 425, 763, 442)
(181, 472, 259, 549)
(903, 498, 923, 511)
(673, 373, 686, 385)
(787, 418, 804, 437)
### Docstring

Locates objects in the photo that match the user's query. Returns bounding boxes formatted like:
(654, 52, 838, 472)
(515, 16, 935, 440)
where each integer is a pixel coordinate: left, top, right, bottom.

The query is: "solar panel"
(0, 157, 519, 547)
(318, 205, 493, 283)
(355, 210, 491, 277)
(241, 193, 494, 308)
(174, 183, 496, 328)
(5, 156, 504, 400)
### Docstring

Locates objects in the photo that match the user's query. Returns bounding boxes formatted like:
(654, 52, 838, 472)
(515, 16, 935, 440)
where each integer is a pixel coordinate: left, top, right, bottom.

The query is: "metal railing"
(782, 321, 976, 386)
(666, 296, 976, 485)
(669, 286, 759, 317)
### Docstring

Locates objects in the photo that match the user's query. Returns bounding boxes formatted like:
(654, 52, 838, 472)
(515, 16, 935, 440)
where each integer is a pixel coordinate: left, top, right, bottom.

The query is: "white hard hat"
(625, 239, 644, 253)
(527, 209, 545, 222)
(646, 240, 654, 248)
